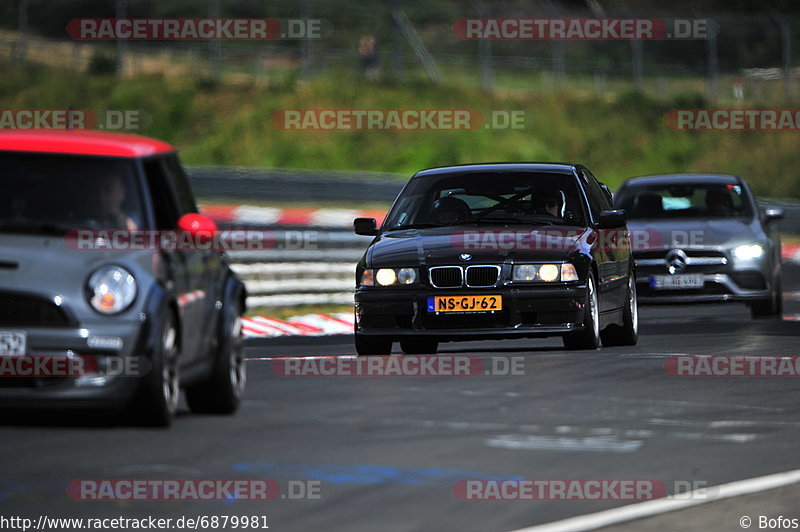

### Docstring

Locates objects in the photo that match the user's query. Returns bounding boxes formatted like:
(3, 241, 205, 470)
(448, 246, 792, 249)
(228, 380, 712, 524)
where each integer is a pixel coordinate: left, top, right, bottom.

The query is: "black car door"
(143, 156, 211, 366)
(580, 168, 629, 312)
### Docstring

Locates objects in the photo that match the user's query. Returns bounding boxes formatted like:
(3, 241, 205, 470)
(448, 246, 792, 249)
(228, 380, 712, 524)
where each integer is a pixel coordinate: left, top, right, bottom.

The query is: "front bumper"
(355, 284, 587, 341)
(0, 319, 146, 409)
(635, 272, 771, 304)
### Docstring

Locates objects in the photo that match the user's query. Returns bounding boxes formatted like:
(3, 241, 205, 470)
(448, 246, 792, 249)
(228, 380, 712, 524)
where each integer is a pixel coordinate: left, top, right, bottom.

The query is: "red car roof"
(0, 129, 175, 158)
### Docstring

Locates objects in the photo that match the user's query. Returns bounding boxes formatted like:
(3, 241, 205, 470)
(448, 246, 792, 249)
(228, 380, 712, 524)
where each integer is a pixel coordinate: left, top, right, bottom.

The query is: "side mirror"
(597, 209, 626, 229)
(763, 207, 784, 223)
(354, 217, 379, 236)
(177, 213, 218, 240)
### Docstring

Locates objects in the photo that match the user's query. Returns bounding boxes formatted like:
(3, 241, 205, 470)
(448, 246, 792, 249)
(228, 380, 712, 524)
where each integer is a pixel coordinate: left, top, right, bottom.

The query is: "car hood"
(366, 225, 586, 266)
(0, 234, 156, 314)
(626, 218, 763, 252)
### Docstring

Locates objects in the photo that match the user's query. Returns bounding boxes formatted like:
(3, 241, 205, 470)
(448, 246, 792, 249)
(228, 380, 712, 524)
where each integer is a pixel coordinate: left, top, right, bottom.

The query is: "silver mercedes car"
(614, 174, 783, 319)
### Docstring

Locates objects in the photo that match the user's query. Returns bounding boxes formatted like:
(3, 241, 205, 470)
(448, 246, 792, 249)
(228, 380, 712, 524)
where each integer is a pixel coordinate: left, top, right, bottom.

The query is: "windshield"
(383, 171, 587, 230)
(615, 182, 753, 220)
(0, 152, 145, 234)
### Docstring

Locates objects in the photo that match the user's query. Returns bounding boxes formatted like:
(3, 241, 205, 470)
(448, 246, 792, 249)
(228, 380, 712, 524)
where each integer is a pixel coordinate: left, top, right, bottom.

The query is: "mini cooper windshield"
(383, 172, 588, 230)
(0, 152, 145, 233)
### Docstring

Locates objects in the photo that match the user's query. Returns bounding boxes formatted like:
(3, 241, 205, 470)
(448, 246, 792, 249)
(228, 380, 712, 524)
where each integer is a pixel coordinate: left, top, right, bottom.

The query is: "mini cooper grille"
(429, 267, 463, 288)
(0, 292, 72, 327)
(465, 266, 500, 287)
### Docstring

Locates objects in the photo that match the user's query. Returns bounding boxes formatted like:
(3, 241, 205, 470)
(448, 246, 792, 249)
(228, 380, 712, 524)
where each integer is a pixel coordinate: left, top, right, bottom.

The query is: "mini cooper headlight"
(87, 266, 137, 315)
(733, 244, 764, 261)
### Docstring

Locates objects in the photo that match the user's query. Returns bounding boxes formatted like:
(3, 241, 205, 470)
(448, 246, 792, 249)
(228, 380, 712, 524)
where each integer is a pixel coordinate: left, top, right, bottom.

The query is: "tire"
(400, 337, 439, 354)
(601, 274, 639, 347)
(186, 308, 246, 415)
(563, 273, 601, 350)
(750, 270, 783, 319)
(129, 311, 180, 426)
(355, 333, 392, 356)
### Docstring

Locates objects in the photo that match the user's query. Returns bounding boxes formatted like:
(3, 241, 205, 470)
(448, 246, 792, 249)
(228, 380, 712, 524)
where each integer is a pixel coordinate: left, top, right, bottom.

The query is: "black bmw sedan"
(352, 163, 638, 355)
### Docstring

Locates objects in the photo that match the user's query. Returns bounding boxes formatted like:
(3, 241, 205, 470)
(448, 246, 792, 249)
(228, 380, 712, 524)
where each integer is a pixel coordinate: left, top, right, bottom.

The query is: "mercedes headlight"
(87, 266, 137, 314)
(733, 244, 764, 261)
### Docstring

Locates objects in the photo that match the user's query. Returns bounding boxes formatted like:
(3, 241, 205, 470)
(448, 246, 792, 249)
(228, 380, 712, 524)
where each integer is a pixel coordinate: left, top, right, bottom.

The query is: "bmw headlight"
(512, 263, 578, 282)
(361, 268, 418, 287)
(375, 268, 397, 286)
(513, 264, 537, 281)
(397, 268, 417, 285)
(733, 244, 764, 261)
(87, 266, 137, 314)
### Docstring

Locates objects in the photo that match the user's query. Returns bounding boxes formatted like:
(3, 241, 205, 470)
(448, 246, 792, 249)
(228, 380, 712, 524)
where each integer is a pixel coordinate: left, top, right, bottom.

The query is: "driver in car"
(97, 174, 139, 230)
(432, 196, 471, 225)
(532, 189, 563, 219)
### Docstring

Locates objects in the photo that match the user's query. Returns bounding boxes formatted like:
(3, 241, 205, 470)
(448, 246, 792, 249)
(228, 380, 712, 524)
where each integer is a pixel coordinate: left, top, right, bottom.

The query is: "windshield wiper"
(386, 223, 442, 231)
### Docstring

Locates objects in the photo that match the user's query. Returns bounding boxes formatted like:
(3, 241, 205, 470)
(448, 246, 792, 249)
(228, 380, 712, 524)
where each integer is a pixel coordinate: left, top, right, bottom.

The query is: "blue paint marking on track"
(232, 462, 524, 486)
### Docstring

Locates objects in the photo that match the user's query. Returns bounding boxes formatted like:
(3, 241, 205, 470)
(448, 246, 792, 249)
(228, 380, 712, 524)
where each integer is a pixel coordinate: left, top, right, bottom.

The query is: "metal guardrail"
(188, 166, 405, 203)
(225, 229, 370, 308)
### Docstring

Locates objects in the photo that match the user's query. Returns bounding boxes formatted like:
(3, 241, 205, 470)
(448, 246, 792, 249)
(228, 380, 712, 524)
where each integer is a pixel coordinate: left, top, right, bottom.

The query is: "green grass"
(4, 61, 800, 196)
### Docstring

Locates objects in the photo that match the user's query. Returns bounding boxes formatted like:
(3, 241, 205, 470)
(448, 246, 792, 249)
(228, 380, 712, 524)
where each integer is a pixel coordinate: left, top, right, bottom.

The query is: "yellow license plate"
(428, 295, 502, 313)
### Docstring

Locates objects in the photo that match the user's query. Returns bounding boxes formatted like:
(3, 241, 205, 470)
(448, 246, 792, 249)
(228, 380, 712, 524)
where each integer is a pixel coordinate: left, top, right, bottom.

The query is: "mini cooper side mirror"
(763, 207, 784, 222)
(354, 217, 379, 236)
(597, 210, 626, 229)
(177, 213, 218, 241)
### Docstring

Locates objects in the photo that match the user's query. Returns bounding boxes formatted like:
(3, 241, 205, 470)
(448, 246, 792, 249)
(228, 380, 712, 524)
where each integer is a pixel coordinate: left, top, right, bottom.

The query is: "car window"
(383, 171, 587, 229)
(0, 152, 144, 233)
(615, 182, 753, 220)
(580, 169, 612, 222)
(164, 155, 198, 215)
(143, 157, 181, 229)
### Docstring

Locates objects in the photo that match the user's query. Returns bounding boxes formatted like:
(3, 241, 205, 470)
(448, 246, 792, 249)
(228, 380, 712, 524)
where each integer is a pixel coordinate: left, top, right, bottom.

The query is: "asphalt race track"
(2, 265, 800, 532)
